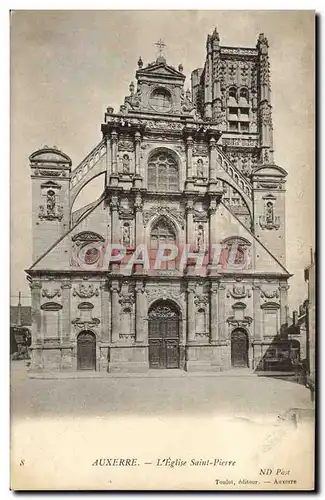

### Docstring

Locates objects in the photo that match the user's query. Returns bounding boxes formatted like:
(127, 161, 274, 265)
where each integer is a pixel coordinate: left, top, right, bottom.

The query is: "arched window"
(196, 308, 206, 334)
(148, 151, 179, 192)
(228, 86, 237, 100)
(149, 88, 173, 113)
(150, 218, 176, 270)
(239, 87, 249, 102)
(121, 307, 132, 335)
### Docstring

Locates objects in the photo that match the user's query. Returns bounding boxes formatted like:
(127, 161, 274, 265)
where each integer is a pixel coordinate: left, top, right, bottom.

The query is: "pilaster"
(111, 281, 121, 343)
(100, 282, 110, 342)
(187, 281, 196, 342)
(135, 281, 148, 343)
(210, 282, 218, 343)
(61, 280, 72, 343)
(217, 283, 226, 340)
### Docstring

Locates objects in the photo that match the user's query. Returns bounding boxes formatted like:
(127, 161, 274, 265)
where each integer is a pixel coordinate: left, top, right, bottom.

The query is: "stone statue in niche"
(196, 225, 204, 252)
(46, 190, 56, 216)
(266, 201, 274, 224)
(122, 224, 131, 246)
(197, 158, 205, 178)
(121, 154, 130, 173)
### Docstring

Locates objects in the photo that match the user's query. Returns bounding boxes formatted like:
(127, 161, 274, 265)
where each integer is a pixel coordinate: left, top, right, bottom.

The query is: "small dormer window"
(150, 88, 172, 112)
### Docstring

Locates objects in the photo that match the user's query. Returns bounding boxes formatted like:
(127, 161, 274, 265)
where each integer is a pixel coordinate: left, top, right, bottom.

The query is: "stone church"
(27, 30, 291, 373)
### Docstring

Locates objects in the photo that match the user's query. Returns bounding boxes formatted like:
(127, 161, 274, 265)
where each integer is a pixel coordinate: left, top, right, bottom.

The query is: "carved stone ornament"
(119, 293, 135, 307)
(73, 283, 99, 298)
(145, 120, 183, 131)
(143, 205, 185, 229)
(39, 170, 62, 177)
(227, 316, 253, 327)
(227, 284, 251, 299)
(194, 295, 209, 307)
(193, 209, 208, 223)
(39, 188, 64, 221)
(119, 334, 136, 341)
(118, 140, 134, 152)
(260, 289, 279, 299)
(147, 286, 183, 308)
(71, 318, 100, 329)
(193, 144, 208, 156)
(42, 288, 61, 299)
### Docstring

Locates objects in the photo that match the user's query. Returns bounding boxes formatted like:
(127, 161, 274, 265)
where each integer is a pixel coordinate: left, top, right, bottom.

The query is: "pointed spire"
(211, 27, 220, 41)
(137, 56, 143, 69)
(257, 32, 269, 52)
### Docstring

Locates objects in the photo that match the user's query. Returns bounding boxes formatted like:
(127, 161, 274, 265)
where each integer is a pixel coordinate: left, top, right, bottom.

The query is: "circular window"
(150, 88, 172, 112)
(83, 247, 100, 265)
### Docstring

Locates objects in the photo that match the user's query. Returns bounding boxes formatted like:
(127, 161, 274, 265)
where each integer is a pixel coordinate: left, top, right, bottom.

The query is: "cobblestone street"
(11, 361, 314, 420)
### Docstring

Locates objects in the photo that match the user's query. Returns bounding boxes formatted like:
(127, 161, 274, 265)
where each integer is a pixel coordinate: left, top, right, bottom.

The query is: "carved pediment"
(253, 165, 287, 178)
(137, 62, 185, 81)
(29, 147, 71, 165)
(72, 231, 105, 243)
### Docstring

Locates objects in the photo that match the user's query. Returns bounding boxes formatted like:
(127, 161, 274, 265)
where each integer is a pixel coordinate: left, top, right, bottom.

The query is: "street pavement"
(10, 361, 314, 420)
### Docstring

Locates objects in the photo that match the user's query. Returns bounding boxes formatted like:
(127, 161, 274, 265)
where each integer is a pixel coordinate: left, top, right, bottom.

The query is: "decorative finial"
(155, 38, 166, 57)
(178, 63, 183, 72)
(137, 56, 143, 69)
(211, 27, 220, 41)
(257, 33, 269, 48)
(129, 81, 135, 95)
(155, 39, 167, 63)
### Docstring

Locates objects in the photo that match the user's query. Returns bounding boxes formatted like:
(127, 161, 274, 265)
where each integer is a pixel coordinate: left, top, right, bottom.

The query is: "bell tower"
(29, 146, 72, 262)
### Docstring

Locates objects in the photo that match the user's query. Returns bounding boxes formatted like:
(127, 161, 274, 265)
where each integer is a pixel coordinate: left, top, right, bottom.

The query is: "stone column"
(185, 136, 195, 191)
(134, 193, 144, 273)
(217, 283, 226, 340)
(208, 136, 217, 181)
(110, 129, 119, 186)
(105, 134, 112, 183)
(110, 195, 120, 245)
(187, 281, 196, 342)
(208, 198, 218, 268)
(111, 281, 120, 343)
(100, 282, 110, 342)
(185, 198, 194, 249)
(253, 285, 262, 340)
(210, 283, 218, 343)
(111, 130, 118, 173)
(279, 282, 289, 328)
(135, 281, 148, 343)
(61, 281, 72, 343)
(30, 280, 42, 344)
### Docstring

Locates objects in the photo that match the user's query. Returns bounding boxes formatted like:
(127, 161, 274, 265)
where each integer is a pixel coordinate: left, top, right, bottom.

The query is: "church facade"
(27, 30, 291, 373)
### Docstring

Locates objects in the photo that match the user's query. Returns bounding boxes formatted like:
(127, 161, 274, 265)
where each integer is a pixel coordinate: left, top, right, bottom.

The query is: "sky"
(10, 10, 315, 310)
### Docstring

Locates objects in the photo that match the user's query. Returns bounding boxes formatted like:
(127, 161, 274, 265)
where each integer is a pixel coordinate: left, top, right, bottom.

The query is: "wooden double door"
(77, 331, 96, 371)
(148, 303, 180, 369)
(231, 329, 248, 368)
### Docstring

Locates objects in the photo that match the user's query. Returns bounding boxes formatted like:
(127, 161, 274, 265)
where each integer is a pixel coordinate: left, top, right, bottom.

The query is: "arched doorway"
(77, 331, 96, 371)
(231, 329, 249, 368)
(148, 301, 180, 369)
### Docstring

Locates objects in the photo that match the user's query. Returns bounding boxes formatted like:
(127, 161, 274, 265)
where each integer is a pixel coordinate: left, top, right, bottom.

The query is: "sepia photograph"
(10, 9, 315, 490)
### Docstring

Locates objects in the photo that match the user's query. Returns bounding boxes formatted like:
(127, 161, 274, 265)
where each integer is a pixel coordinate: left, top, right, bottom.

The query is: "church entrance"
(148, 301, 180, 369)
(231, 329, 249, 367)
(77, 331, 96, 371)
